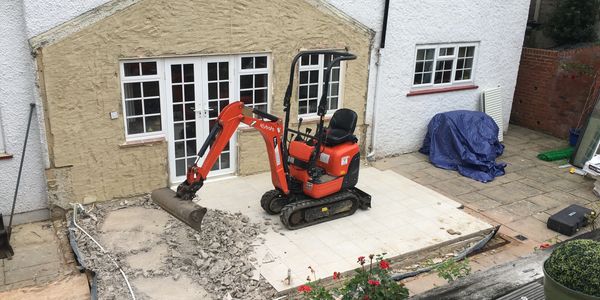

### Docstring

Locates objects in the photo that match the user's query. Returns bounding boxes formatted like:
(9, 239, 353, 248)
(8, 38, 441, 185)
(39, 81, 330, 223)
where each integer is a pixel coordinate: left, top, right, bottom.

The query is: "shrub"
(298, 254, 409, 300)
(545, 0, 600, 45)
(545, 239, 600, 296)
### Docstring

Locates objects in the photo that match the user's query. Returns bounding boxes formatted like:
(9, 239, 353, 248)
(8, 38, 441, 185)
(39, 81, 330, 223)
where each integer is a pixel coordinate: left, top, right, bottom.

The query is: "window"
(413, 44, 477, 87)
(238, 55, 269, 112)
(120, 61, 164, 140)
(298, 53, 343, 116)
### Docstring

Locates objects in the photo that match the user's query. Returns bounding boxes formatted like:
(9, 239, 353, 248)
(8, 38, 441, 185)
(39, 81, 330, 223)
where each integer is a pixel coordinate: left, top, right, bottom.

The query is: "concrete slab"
(132, 276, 212, 300)
(0, 273, 90, 300)
(195, 167, 491, 292)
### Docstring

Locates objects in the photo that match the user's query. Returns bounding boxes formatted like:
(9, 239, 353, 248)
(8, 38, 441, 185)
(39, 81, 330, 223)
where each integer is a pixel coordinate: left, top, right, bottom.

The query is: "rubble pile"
(69, 195, 277, 300)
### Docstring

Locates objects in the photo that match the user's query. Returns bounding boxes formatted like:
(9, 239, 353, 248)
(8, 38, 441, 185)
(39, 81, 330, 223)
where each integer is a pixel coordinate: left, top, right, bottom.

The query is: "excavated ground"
(68, 195, 278, 300)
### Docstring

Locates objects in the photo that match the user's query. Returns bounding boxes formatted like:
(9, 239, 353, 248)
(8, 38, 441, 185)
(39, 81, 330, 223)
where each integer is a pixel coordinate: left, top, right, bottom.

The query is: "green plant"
(545, 0, 600, 45)
(434, 258, 471, 283)
(545, 239, 600, 296)
(298, 254, 409, 300)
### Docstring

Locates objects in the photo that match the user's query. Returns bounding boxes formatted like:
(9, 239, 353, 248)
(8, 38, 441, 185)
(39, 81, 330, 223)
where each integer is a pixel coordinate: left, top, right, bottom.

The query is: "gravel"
(68, 195, 277, 300)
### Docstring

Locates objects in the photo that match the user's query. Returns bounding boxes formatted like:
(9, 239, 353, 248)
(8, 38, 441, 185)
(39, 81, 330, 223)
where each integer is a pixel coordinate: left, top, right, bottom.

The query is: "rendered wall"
(0, 1, 49, 221)
(327, 0, 530, 156)
(39, 0, 372, 204)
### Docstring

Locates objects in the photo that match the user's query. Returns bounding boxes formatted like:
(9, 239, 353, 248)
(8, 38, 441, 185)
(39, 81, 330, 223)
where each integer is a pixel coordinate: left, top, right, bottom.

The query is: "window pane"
(173, 104, 183, 121)
(240, 75, 253, 89)
(184, 103, 195, 120)
(240, 90, 253, 105)
(241, 57, 253, 69)
(255, 56, 267, 68)
(416, 49, 425, 60)
(423, 73, 432, 84)
(145, 116, 161, 132)
(187, 140, 196, 157)
(331, 68, 340, 81)
(221, 152, 230, 169)
(175, 141, 185, 157)
(183, 64, 194, 82)
(143, 81, 159, 97)
(301, 55, 309, 66)
(208, 82, 218, 100)
(455, 70, 464, 81)
(415, 62, 424, 73)
(466, 47, 475, 57)
(220, 82, 229, 99)
(299, 86, 308, 99)
(185, 122, 196, 139)
(255, 74, 267, 88)
(184, 84, 195, 102)
(425, 49, 434, 60)
(300, 71, 308, 84)
(141, 62, 157, 75)
(124, 83, 141, 99)
(310, 54, 319, 65)
(172, 85, 182, 102)
(463, 69, 472, 80)
(309, 85, 318, 98)
(209, 101, 218, 118)
(144, 98, 161, 114)
(174, 123, 184, 140)
(309, 70, 318, 83)
(124, 63, 140, 76)
(414, 74, 423, 85)
(125, 100, 143, 116)
(424, 61, 433, 72)
(219, 62, 228, 80)
(176, 159, 186, 176)
(171, 65, 182, 83)
(309, 99, 317, 113)
(208, 63, 218, 81)
(329, 97, 338, 110)
(329, 84, 339, 97)
(255, 89, 267, 103)
(464, 58, 473, 69)
(127, 118, 144, 135)
(255, 104, 267, 112)
(299, 101, 308, 115)
(457, 59, 465, 69)
(187, 158, 195, 169)
(439, 47, 454, 56)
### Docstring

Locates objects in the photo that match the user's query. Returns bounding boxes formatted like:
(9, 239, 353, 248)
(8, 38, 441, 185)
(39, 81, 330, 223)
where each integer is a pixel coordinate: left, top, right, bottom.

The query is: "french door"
(165, 57, 237, 184)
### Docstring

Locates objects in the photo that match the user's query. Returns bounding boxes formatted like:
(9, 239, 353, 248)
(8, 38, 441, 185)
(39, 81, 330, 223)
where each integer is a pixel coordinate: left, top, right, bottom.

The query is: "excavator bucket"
(151, 188, 207, 232)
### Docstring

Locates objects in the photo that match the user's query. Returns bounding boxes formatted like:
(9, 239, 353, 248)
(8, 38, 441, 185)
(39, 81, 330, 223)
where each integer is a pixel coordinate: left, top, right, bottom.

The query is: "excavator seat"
(324, 108, 358, 146)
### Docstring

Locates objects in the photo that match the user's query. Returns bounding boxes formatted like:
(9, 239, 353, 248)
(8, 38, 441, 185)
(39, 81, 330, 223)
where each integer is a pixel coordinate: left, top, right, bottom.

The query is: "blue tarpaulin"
(419, 110, 506, 182)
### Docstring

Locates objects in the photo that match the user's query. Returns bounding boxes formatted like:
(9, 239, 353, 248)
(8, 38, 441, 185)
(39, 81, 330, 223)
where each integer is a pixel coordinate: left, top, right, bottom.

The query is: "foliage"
(545, 239, 600, 296)
(545, 0, 600, 45)
(586, 205, 598, 231)
(298, 254, 409, 300)
(434, 258, 471, 283)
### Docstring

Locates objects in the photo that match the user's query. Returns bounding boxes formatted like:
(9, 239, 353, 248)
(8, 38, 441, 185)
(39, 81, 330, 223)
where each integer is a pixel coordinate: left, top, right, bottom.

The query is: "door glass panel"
(206, 61, 231, 172)
(170, 63, 197, 176)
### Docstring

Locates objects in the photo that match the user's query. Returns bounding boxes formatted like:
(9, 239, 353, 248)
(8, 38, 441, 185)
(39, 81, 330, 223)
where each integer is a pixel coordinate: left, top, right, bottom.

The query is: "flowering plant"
(299, 253, 409, 300)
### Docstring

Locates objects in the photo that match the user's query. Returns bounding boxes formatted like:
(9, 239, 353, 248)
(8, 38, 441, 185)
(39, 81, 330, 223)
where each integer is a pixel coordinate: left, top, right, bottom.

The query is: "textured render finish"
(327, 0, 530, 156)
(0, 2, 48, 216)
(40, 0, 372, 203)
(23, 0, 112, 38)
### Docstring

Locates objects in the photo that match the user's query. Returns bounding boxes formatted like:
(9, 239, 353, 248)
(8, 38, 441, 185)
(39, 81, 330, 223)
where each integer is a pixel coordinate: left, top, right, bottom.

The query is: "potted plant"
(544, 239, 600, 299)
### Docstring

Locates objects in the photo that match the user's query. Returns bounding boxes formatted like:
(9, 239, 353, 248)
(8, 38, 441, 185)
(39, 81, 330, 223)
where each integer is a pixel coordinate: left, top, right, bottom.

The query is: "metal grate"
(496, 281, 545, 300)
(481, 87, 504, 142)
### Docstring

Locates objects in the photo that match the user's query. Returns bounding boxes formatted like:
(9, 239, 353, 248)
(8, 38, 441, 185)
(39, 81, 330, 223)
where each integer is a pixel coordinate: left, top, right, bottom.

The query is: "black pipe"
(8, 103, 36, 239)
(381, 0, 390, 49)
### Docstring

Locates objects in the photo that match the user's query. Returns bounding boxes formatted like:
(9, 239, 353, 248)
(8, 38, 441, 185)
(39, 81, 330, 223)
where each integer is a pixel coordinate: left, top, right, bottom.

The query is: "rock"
(447, 229, 462, 235)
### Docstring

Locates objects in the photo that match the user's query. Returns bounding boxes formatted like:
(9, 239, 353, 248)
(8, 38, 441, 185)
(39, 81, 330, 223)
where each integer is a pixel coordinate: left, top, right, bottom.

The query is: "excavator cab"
(151, 50, 371, 232)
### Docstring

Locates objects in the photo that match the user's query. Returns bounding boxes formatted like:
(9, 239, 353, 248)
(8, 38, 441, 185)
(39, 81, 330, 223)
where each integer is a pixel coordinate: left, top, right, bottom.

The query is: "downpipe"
(366, 48, 383, 161)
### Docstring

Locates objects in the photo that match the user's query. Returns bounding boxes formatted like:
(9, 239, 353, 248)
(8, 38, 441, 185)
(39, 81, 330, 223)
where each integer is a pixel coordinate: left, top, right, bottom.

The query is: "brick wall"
(510, 46, 600, 139)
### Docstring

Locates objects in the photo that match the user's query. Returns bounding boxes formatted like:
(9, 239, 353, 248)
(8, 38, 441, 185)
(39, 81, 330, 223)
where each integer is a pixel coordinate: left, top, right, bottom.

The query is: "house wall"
(38, 0, 372, 205)
(329, 0, 530, 156)
(0, 1, 49, 223)
(511, 46, 600, 138)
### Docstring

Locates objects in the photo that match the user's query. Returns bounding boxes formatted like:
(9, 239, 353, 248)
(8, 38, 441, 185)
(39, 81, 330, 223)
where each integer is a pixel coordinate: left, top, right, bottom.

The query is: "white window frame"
(237, 53, 272, 114)
(412, 43, 478, 89)
(119, 59, 167, 142)
(298, 53, 345, 118)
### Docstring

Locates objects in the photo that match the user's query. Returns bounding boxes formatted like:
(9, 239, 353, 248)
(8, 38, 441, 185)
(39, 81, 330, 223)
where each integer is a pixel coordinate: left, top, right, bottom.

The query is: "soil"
(68, 195, 278, 300)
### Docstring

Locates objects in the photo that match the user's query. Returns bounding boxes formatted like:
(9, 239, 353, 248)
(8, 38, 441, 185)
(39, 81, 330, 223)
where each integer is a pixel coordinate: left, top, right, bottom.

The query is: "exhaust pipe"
(151, 188, 207, 232)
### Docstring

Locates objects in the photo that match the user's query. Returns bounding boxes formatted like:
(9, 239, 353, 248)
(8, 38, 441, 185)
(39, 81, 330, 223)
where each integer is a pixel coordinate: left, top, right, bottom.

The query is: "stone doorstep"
(274, 227, 495, 297)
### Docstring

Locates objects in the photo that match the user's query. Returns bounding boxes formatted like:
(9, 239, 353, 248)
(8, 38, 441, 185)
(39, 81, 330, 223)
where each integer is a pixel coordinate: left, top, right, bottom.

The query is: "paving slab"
(0, 273, 89, 300)
(479, 182, 543, 204)
(195, 167, 491, 292)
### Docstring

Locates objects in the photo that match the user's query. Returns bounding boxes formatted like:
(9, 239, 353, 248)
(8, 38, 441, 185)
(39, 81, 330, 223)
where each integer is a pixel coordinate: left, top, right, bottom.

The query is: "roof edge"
(29, 0, 142, 50)
(306, 0, 375, 37)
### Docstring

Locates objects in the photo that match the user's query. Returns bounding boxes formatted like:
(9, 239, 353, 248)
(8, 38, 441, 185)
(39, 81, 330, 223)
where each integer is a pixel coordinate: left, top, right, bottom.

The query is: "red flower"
(333, 271, 340, 280)
(357, 256, 366, 265)
(297, 285, 312, 293)
(368, 279, 380, 286)
(363, 296, 370, 300)
(379, 260, 390, 270)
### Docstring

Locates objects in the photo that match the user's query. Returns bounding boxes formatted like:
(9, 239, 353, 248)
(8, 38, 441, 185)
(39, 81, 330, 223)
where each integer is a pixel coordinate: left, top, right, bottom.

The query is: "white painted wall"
(0, 1, 49, 221)
(23, 0, 111, 38)
(327, 0, 530, 157)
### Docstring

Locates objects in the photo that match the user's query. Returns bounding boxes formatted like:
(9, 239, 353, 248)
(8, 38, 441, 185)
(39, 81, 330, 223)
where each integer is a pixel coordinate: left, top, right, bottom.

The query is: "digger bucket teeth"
(151, 188, 207, 232)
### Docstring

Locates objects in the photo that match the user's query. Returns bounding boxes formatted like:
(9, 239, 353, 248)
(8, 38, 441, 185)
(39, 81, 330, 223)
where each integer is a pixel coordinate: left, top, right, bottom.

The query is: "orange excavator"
(151, 51, 371, 231)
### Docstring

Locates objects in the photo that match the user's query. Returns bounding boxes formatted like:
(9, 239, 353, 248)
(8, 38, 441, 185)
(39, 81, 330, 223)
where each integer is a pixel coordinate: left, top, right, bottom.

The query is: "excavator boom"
(151, 102, 288, 232)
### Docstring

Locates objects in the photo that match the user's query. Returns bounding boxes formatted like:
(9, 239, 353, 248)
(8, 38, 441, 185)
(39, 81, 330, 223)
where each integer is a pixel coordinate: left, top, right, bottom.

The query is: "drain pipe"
(366, 0, 390, 161)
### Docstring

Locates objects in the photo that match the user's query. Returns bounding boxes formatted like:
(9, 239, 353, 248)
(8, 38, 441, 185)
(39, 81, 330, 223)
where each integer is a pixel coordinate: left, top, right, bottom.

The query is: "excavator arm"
(151, 101, 289, 231)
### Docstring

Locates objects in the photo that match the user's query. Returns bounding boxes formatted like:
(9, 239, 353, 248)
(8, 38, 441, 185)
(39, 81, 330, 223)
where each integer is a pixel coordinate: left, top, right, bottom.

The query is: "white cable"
(71, 203, 136, 300)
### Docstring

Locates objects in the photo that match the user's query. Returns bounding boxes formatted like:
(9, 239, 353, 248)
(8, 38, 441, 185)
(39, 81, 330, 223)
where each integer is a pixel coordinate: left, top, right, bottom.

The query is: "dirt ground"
(68, 196, 277, 300)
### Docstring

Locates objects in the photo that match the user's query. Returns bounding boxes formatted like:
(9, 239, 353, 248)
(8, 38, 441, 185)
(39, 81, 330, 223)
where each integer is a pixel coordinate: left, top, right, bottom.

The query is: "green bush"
(545, 0, 600, 45)
(545, 239, 600, 296)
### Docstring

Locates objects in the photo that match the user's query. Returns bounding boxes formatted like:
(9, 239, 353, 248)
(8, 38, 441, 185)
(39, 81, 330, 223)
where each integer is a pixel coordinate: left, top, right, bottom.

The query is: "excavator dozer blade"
(151, 188, 207, 232)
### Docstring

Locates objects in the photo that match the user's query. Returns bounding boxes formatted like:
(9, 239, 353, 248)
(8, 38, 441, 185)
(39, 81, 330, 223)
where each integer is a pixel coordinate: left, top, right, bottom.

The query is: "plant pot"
(544, 260, 600, 300)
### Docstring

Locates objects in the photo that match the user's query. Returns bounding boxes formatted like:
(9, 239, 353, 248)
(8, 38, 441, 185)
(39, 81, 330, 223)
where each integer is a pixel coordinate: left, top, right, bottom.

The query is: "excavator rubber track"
(280, 189, 368, 230)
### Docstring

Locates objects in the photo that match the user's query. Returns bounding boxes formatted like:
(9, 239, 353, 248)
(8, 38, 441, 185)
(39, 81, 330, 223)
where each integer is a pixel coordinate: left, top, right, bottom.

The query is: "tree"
(545, 0, 600, 45)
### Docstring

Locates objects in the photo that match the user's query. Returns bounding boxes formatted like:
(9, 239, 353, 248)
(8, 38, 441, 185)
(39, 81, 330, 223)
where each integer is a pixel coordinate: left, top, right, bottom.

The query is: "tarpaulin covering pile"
(419, 110, 506, 182)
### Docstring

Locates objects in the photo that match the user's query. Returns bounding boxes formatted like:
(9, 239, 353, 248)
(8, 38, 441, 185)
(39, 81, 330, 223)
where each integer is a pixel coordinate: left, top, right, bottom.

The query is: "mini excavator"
(151, 51, 371, 231)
